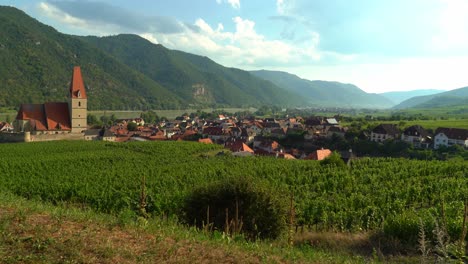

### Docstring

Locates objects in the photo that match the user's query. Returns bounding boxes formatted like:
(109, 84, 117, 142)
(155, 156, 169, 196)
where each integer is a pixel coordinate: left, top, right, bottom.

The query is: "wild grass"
(0, 191, 378, 264)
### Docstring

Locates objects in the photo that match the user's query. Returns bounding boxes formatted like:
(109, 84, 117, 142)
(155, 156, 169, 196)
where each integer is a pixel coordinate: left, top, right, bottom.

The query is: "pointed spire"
(70, 66, 87, 99)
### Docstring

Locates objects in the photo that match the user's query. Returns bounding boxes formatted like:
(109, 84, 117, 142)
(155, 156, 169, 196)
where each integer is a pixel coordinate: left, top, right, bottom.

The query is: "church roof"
(16, 104, 48, 131)
(70, 66, 87, 99)
(44, 102, 71, 130)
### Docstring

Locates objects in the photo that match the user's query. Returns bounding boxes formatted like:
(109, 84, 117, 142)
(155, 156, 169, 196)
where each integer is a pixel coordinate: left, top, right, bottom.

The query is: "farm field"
(342, 118, 468, 130)
(0, 141, 467, 261)
(89, 108, 256, 120)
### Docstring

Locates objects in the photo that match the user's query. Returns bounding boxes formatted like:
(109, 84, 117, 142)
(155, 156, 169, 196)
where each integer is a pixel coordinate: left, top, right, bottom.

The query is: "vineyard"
(0, 141, 467, 244)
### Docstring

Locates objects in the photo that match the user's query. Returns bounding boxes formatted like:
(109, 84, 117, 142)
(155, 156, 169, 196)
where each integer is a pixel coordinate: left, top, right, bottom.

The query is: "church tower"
(69, 66, 88, 133)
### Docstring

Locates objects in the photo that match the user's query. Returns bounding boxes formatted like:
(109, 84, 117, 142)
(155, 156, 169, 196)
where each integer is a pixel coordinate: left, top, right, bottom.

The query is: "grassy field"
(89, 108, 256, 120)
(0, 191, 399, 263)
(342, 118, 468, 130)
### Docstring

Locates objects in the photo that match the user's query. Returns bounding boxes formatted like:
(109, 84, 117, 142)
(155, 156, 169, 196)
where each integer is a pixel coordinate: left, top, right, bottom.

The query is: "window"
(78, 102, 81, 107)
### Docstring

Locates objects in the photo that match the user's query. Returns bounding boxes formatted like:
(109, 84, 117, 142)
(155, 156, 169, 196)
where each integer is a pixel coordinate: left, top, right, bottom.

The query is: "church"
(14, 66, 88, 140)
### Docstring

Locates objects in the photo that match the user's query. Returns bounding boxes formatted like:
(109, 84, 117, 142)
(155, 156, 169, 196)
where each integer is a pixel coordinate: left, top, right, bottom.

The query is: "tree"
(127, 122, 138, 131)
(140, 111, 159, 124)
(87, 114, 100, 125)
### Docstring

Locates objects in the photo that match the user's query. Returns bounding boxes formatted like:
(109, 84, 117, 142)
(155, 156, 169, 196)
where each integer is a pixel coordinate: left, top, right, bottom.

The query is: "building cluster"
(370, 124, 468, 149)
(89, 114, 356, 161)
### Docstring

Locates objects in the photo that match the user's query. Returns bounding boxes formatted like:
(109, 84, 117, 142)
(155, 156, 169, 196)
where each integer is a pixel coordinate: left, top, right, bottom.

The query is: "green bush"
(320, 151, 346, 168)
(180, 177, 287, 240)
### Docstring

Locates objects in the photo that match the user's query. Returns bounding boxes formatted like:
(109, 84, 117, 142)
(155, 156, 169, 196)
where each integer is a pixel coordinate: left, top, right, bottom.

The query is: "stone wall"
(0, 132, 84, 143)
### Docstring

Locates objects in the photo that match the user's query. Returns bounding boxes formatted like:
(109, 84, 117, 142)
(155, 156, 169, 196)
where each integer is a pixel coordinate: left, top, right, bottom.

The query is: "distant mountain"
(379, 89, 444, 105)
(393, 86, 468, 109)
(0, 6, 303, 110)
(250, 70, 394, 108)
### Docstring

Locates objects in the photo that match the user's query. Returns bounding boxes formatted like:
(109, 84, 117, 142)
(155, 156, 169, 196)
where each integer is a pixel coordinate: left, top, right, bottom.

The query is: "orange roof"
(70, 66, 87, 99)
(198, 138, 213, 144)
(44, 102, 71, 130)
(16, 104, 48, 131)
(306, 149, 332, 161)
(225, 140, 254, 153)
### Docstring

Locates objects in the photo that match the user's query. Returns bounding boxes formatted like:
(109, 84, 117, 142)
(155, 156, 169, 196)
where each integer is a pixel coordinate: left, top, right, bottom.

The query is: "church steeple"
(69, 66, 88, 133)
(70, 66, 87, 99)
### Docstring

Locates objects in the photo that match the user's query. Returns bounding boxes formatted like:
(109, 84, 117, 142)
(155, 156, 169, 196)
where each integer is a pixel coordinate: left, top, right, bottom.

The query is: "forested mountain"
(393, 86, 468, 109)
(0, 6, 302, 110)
(379, 89, 444, 104)
(81, 34, 303, 107)
(250, 70, 394, 108)
(0, 6, 184, 110)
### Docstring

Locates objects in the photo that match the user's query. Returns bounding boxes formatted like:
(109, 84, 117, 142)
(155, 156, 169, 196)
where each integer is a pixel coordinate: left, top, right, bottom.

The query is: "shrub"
(180, 176, 287, 240)
(320, 151, 346, 168)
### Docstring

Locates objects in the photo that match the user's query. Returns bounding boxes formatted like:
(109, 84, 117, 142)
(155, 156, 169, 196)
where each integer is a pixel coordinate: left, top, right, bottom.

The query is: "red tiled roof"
(306, 149, 332, 160)
(70, 66, 87, 99)
(44, 102, 71, 131)
(16, 104, 48, 131)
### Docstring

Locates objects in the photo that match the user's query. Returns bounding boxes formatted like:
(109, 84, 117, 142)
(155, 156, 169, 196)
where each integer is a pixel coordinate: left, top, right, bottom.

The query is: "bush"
(320, 151, 346, 168)
(180, 176, 287, 240)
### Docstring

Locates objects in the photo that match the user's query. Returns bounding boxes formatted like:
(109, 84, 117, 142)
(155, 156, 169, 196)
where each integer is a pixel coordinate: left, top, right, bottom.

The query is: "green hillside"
(0, 6, 183, 110)
(251, 70, 394, 108)
(0, 6, 303, 110)
(393, 86, 468, 109)
(81, 34, 303, 107)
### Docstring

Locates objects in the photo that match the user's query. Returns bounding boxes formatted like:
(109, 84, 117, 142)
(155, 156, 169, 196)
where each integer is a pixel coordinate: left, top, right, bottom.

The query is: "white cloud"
(216, 0, 240, 9)
(228, 0, 240, 9)
(37, 2, 122, 36)
(431, 0, 468, 52)
(276, 0, 285, 14)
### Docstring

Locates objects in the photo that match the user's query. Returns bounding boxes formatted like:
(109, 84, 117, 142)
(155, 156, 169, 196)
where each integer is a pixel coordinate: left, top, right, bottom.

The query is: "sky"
(4, 0, 468, 93)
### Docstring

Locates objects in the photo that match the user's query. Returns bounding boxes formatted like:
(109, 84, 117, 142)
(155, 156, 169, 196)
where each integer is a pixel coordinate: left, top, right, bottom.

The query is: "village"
(77, 113, 468, 160)
(0, 66, 466, 161)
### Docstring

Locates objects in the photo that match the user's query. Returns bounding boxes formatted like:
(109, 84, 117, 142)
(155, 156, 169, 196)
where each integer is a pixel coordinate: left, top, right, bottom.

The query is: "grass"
(341, 118, 468, 130)
(0, 191, 419, 263)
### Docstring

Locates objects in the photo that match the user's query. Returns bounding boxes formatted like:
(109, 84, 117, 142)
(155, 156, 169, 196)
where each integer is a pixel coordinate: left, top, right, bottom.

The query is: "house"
(262, 122, 281, 135)
(14, 66, 87, 135)
(305, 149, 332, 160)
(370, 124, 400, 142)
(202, 126, 227, 142)
(253, 137, 280, 153)
(434, 127, 468, 149)
(326, 126, 347, 138)
(270, 127, 287, 138)
(401, 125, 430, 148)
(84, 128, 115, 141)
(0, 122, 14, 132)
(225, 139, 254, 154)
(84, 129, 100, 141)
(102, 129, 116, 142)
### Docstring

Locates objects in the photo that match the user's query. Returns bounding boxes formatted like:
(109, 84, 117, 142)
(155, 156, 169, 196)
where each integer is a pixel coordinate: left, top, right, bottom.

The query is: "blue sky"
(5, 0, 468, 93)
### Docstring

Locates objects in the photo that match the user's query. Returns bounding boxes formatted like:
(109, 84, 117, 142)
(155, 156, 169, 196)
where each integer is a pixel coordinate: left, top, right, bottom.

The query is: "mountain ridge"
(379, 89, 445, 105)
(250, 70, 394, 108)
(392, 86, 468, 109)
